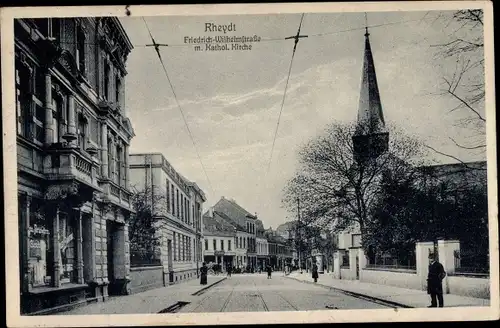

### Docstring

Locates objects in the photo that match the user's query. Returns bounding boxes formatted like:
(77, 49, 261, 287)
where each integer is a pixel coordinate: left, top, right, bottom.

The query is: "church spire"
(355, 24, 386, 136)
(353, 22, 389, 161)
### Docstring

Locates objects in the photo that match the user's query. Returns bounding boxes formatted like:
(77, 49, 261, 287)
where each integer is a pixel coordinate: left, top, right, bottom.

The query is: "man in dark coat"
(312, 263, 319, 283)
(266, 264, 272, 279)
(427, 253, 446, 307)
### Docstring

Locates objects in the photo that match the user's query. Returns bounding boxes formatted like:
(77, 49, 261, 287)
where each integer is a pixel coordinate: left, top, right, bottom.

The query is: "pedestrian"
(200, 262, 208, 285)
(312, 263, 319, 283)
(267, 264, 272, 279)
(227, 264, 232, 278)
(427, 253, 446, 307)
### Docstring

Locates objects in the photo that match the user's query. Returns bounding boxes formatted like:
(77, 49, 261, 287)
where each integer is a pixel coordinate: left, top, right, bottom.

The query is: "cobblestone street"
(178, 274, 391, 312)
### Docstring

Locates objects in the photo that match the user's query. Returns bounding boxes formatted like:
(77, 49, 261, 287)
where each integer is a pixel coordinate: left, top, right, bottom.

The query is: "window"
(24, 196, 52, 287)
(213, 239, 216, 251)
(180, 195, 184, 222)
(171, 186, 175, 216)
(59, 211, 77, 283)
(15, 61, 31, 137)
(76, 25, 86, 75)
(221, 240, 224, 251)
(116, 146, 123, 186)
(205, 239, 208, 251)
(183, 235, 186, 261)
(33, 18, 60, 42)
(77, 114, 87, 151)
(115, 75, 121, 106)
(107, 139, 113, 178)
(177, 234, 181, 260)
(104, 61, 110, 100)
(89, 115, 99, 144)
(173, 232, 177, 261)
(175, 189, 181, 218)
(228, 240, 232, 251)
(51, 95, 65, 143)
(166, 181, 171, 213)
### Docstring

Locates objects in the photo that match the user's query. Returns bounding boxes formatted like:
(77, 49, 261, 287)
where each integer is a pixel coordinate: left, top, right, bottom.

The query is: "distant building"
(211, 197, 259, 269)
(16, 17, 135, 314)
(129, 153, 206, 287)
(202, 209, 237, 268)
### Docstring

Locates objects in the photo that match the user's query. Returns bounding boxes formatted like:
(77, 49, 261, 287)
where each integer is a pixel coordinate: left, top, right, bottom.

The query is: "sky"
(118, 10, 486, 230)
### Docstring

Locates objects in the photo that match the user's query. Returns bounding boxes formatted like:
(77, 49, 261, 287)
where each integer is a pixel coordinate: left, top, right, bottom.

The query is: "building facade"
(16, 17, 135, 314)
(256, 235, 269, 270)
(210, 197, 260, 269)
(202, 209, 237, 268)
(128, 153, 205, 286)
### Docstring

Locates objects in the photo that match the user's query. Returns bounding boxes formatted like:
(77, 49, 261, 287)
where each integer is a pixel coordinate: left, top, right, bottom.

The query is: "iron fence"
(130, 249, 161, 267)
(454, 248, 489, 275)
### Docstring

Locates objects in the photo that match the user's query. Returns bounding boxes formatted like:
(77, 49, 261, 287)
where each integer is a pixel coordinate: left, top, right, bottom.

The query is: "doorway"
(167, 239, 173, 283)
(106, 221, 118, 293)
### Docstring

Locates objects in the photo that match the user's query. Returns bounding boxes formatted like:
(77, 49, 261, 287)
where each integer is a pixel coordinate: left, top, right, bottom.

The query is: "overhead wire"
(141, 17, 215, 195)
(266, 13, 307, 174)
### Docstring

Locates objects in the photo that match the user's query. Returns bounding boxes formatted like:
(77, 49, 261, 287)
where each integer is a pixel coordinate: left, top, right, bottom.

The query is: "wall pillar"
(316, 253, 324, 273)
(333, 250, 342, 279)
(100, 123, 108, 178)
(44, 72, 53, 145)
(348, 248, 358, 280)
(416, 241, 435, 291)
(358, 248, 367, 270)
(76, 209, 84, 284)
(438, 239, 460, 294)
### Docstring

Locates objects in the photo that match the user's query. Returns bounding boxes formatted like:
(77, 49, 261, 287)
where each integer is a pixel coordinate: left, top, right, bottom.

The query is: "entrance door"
(167, 239, 173, 283)
(106, 221, 116, 286)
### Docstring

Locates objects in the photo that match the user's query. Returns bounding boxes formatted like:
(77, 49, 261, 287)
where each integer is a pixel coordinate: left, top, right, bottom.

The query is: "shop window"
(58, 211, 77, 284)
(26, 197, 52, 287)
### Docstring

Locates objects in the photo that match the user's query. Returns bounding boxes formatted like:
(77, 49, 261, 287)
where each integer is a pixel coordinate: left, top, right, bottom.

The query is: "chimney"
(209, 206, 214, 218)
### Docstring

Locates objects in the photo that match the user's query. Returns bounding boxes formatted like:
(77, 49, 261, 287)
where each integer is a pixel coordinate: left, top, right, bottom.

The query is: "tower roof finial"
(364, 12, 370, 37)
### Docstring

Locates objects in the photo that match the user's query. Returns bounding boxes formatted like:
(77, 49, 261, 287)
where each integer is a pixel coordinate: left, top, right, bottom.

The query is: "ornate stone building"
(128, 153, 206, 286)
(15, 17, 135, 314)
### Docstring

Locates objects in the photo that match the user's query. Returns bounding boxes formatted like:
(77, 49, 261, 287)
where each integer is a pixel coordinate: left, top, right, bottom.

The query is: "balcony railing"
(101, 180, 132, 209)
(44, 145, 99, 188)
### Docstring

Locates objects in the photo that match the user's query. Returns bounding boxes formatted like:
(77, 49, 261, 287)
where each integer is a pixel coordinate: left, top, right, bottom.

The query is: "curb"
(286, 276, 414, 309)
(191, 277, 227, 296)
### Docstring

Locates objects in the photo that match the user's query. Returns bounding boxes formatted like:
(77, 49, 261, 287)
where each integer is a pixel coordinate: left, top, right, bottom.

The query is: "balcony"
(44, 143, 100, 190)
(99, 179, 132, 210)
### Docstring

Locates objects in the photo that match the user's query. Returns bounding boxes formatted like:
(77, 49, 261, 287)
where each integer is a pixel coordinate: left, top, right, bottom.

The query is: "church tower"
(352, 27, 389, 162)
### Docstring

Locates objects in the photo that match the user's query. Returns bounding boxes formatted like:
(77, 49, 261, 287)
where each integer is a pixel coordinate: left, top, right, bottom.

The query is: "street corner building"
(15, 17, 136, 314)
(128, 153, 206, 289)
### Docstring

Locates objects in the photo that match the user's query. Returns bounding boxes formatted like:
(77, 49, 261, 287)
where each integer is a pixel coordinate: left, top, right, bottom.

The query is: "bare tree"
(282, 121, 428, 242)
(428, 9, 486, 165)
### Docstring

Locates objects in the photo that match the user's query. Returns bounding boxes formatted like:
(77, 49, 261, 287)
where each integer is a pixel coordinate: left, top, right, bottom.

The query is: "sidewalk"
(60, 275, 227, 315)
(286, 272, 490, 308)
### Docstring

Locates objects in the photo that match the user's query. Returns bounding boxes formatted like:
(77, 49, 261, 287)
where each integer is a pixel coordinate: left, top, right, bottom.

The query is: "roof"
(276, 220, 297, 233)
(202, 212, 236, 235)
(213, 197, 256, 228)
(418, 161, 487, 189)
(355, 28, 387, 136)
